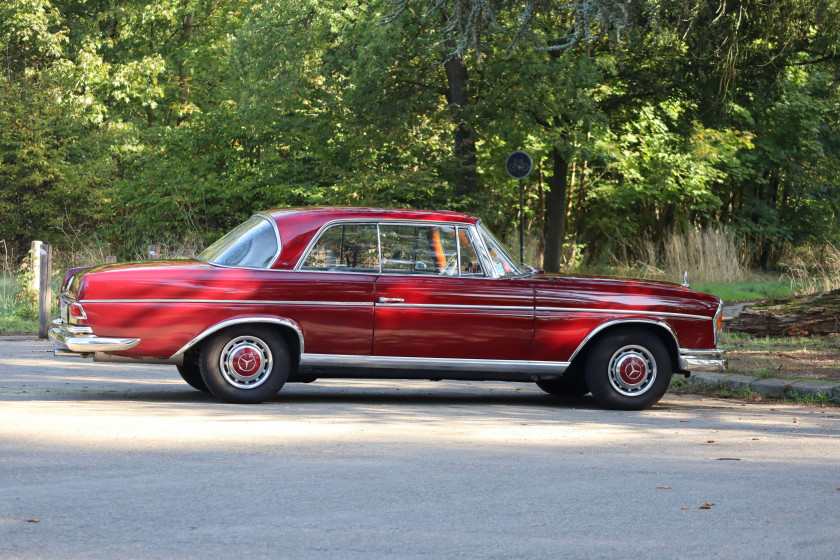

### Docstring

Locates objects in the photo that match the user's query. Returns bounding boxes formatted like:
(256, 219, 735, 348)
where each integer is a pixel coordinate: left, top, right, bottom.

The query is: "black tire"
(199, 326, 290, 404)
(536, 375, 590, 396)
(176, 361, 209, 392)
(584, 329, 673, 410)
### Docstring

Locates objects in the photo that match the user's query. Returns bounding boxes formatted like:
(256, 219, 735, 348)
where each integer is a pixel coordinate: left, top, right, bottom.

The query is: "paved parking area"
(2, 337, 840, 559)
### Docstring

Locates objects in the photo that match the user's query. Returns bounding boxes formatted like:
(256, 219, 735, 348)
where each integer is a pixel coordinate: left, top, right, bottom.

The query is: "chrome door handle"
(378, 297, 404, 304)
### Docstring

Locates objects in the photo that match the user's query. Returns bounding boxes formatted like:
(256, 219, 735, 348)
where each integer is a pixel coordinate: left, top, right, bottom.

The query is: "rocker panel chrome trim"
(299, 354, 569, 374)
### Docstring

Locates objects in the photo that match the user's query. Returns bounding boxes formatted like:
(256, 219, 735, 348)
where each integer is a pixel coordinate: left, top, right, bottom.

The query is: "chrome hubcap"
(608, 345, 657, 397)
(219, 336, 273, 389)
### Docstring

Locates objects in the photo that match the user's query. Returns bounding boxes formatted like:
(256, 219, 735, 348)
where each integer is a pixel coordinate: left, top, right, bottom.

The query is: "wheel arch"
(567, 319, 681, 373)
(171, 317, 304, 372)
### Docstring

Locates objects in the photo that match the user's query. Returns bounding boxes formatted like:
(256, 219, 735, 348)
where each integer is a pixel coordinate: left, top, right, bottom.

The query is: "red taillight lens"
(69, 302, 86, 319)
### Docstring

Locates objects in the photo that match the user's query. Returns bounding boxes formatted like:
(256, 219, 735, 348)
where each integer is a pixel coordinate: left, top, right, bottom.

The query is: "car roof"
(263, 207, 481, 269)
(264, 206, 478, 224)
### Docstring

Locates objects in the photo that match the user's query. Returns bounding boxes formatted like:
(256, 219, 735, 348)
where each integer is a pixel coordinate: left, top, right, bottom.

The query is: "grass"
(0, 274, 60, 335)
(669, 377, 840, 406)
(717, 331, 840, 384)
(691, 279, 793, 301)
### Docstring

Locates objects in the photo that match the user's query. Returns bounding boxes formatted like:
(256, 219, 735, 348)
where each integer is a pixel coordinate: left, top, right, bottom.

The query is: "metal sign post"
(505, 151, 533, 263)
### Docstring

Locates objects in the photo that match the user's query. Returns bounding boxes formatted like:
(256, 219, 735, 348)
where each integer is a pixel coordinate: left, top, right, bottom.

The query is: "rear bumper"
(49, 318, 141, 356)
(679, 348, 727, 372)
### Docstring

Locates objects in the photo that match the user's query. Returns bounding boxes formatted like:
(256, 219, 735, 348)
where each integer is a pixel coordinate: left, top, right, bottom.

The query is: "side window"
(457, 228, 485, 276)
(380, 225, 458, 275)
(479, 226, 523, 277)
(300, 224, 379, 272)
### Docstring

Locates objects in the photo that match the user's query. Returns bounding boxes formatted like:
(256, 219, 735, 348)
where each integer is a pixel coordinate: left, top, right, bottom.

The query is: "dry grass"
(781, 243, 840, 294)
(663, 228, 748, 283)
(605, 228, 748, 284)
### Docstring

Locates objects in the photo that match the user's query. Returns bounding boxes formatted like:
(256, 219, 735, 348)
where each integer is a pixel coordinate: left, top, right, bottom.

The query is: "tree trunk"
(177, 14, 194, 125)
(544, 146, 569, 272)
(443, 54, 477, 196)
(728, 290, 840, 337)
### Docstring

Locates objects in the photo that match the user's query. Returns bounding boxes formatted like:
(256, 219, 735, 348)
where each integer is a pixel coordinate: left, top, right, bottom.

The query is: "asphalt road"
(1, 337, 839, 559)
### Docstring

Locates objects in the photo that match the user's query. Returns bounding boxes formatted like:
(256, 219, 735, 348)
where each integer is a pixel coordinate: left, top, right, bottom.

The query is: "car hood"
(527, 272, 721, 317)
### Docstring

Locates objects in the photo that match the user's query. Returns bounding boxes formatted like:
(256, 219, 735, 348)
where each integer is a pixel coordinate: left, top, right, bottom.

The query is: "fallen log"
(727, 289, 840, 337)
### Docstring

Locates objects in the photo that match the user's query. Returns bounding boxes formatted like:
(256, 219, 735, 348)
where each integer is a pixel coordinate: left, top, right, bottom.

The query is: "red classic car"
(50, 207, 725, 409)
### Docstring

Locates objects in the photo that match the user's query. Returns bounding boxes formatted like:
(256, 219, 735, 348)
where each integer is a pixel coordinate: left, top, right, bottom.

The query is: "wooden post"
(148, 244, 160, 260)
(38, 244, 52, 339)
(30, 240, 42, 294)
(105, 255, 117, 264)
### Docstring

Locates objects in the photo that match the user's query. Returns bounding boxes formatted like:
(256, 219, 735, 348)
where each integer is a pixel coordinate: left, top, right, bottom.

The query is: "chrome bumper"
(678, 348, 727, 372)
(49, 318, 141, 356)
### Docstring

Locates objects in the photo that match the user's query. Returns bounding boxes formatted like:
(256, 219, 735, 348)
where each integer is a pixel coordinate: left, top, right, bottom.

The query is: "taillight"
(69, 302, 87, 320)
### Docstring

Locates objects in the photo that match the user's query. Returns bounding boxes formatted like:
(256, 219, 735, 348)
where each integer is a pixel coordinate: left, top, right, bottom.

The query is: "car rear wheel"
(584, 329, 672, 410)
(199, 326, 290, 404)
(176, 361, 209, 392)
(535, 375, 589, 396)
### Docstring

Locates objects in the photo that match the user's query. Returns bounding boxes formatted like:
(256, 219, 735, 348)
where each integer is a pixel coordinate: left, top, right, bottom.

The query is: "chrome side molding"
(299, 354, 569, 375)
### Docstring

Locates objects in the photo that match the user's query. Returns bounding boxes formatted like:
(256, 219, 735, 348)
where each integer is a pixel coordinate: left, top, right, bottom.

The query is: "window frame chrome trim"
(293, 218, 481, 274)
(456, 225, 488, 278)
(473, 221, 529, 279)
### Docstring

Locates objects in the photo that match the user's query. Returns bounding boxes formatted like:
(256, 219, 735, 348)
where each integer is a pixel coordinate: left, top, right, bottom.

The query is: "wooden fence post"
(38, 244, 52, 339)
(148, 244, 160, 260)
(30, 240, 42, 294)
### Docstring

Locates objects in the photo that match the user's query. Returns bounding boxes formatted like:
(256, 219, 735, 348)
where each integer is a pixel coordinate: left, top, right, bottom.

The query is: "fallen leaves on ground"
(699, 503, 715, 510)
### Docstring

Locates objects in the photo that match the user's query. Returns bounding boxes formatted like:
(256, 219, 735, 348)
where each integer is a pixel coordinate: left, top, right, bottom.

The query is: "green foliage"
(693, 280, 793, 302)
(2, 0, 840, 270)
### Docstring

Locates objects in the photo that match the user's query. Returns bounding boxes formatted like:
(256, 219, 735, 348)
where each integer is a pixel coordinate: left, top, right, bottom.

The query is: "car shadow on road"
(0, 379, 604, 409)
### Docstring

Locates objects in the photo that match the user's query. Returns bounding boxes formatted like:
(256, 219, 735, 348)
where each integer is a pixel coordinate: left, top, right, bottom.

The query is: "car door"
(373, 223, 534, 361)
(293, 222, 379, 355)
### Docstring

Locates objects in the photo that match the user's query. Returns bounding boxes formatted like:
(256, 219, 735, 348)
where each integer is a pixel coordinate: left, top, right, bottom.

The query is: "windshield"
(477, 223, 525, 277)
(198, 215, 280, 268)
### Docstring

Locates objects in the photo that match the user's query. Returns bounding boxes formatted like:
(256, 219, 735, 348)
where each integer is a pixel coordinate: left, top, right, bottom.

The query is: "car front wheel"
(584, 329, 672, 410)
(199, 326, 290, 404)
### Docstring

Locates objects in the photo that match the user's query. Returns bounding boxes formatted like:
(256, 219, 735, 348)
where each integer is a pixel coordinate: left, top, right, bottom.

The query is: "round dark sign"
(506, 151, 533, 180)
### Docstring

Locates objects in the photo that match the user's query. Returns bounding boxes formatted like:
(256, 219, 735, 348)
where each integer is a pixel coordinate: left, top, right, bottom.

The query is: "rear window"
(198, 216, 280, 268)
